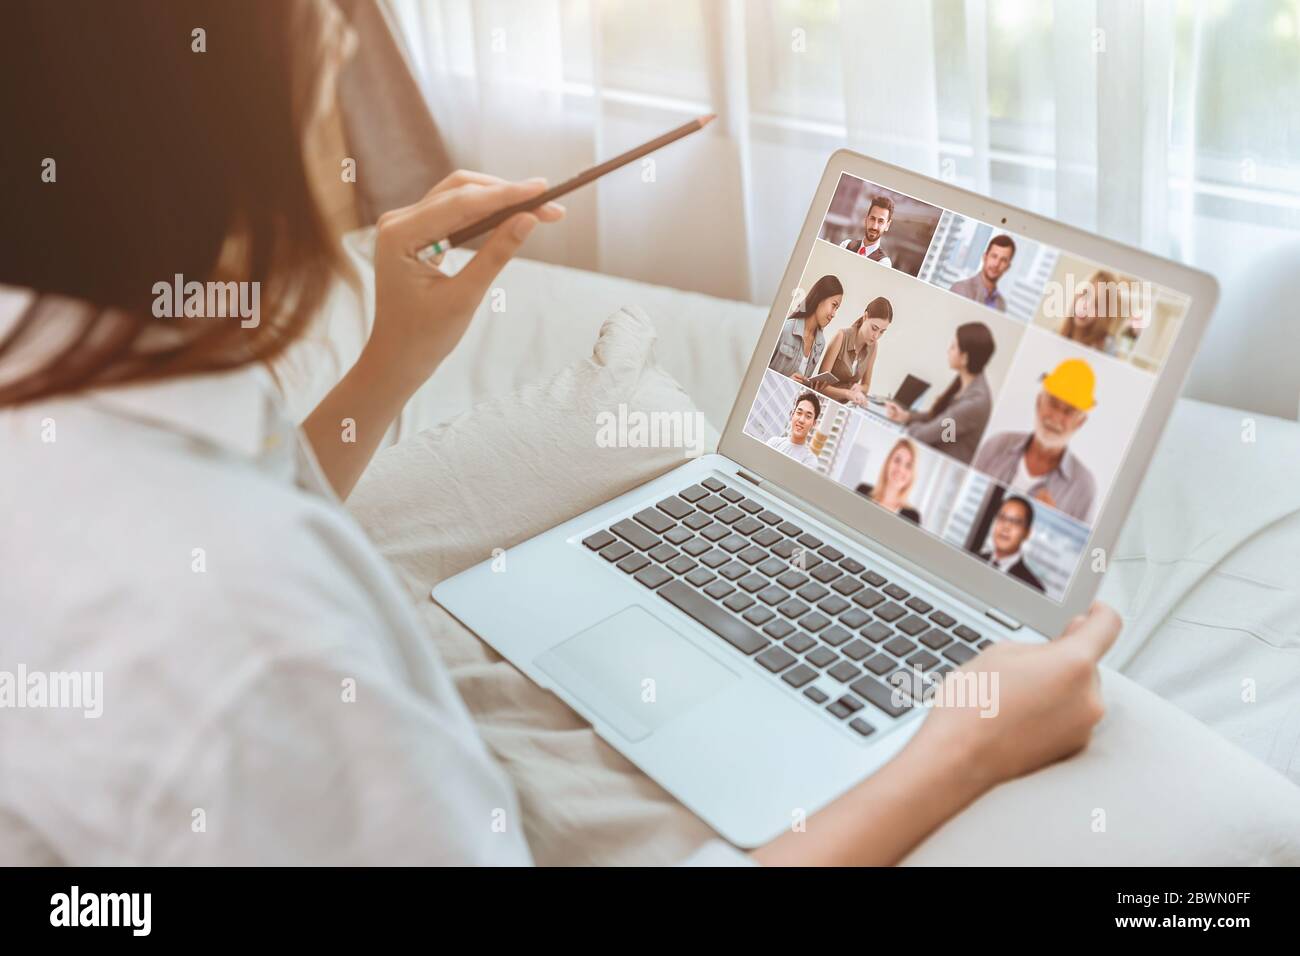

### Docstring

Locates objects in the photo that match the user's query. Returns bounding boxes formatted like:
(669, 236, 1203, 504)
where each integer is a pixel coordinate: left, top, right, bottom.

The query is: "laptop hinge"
(985, 607, 1022, 631)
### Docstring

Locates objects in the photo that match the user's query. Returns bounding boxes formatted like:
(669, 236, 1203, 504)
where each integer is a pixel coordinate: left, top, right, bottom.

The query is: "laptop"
(432, 149, 1218, 848)
(868, 373, 929, 408)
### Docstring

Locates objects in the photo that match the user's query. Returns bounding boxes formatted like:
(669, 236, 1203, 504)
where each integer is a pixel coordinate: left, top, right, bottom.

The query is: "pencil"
(416, 113, 716, 264)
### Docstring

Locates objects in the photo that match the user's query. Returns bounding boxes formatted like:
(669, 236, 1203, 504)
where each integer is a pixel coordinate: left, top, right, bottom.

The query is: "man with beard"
(948, 234, 1015, 312)
(838, 195, 895, 268)
(972, 359, 1098, 523)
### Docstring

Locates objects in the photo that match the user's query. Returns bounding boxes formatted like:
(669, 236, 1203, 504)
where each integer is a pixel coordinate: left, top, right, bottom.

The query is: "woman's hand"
(367, 170, 565, 391)
(848, 383, 869, 406)
(751, 603, 1120, 866)
(883, 400, 909, 423)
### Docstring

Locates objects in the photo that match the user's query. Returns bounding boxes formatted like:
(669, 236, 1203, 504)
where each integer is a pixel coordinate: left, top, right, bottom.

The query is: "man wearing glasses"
(978, 495, 1045, 592)
(972, 359, 1098, 523)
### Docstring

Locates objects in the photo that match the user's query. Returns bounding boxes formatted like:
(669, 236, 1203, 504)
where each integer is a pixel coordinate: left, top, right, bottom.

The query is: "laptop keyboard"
(579, 475, 996, 741)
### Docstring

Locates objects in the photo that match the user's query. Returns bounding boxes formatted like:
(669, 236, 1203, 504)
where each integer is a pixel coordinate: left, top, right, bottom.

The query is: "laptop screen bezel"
(718, 148, 1219, 638)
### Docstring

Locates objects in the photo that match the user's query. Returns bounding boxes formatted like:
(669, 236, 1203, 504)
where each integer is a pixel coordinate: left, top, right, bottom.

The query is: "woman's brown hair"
(0, 0, 346, 406)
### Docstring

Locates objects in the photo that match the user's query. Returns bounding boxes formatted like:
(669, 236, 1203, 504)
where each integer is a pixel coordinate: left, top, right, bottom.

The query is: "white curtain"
(388, 0, 1300, 305)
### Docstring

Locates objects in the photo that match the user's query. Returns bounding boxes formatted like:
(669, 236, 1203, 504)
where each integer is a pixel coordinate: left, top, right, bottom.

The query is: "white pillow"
(347, 308, 1300, 865)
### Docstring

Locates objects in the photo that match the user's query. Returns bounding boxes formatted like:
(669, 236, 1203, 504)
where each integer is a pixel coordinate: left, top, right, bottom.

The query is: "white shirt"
(989, 549, 1023, 573)
(0, 290, 749, 866)
(767, 435, 818, 466)
(837, 236, 893, 268)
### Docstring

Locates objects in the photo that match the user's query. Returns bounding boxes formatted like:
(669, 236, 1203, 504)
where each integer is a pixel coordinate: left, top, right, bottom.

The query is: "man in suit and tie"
(838, 195, 894, 268)
(978, 495, 1045, 592)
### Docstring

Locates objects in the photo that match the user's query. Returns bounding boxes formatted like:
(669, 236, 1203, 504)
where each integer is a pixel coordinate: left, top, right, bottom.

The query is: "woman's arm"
(816, 332, 859, 403)
(302, 171, 564, 498)
(752, 603, 1120, 865)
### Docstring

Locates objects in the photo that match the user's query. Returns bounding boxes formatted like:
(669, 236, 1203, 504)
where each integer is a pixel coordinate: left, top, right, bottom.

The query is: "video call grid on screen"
(744, 170, 1193, 604)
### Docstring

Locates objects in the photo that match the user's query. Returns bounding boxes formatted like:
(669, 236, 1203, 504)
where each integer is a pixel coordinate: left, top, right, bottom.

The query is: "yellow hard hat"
(1041, 358, 1096, 410)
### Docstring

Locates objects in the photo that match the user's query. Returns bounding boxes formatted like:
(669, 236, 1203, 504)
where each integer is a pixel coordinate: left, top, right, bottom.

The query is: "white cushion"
(346, 309, 1300, 864)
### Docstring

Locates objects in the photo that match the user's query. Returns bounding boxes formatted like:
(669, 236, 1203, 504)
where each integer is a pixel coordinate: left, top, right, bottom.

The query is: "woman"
(884, 321, 995, 465)
(815, 296, 893, 406)
(768, 274, 843, 383)
(855, 438, 922, 525)
(1, 1, 1119, 866)
(1058, 269, 1122, 355)
(765, 391, 821, 467)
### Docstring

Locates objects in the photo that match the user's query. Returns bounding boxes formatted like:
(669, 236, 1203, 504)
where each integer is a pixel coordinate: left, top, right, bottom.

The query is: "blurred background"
(387, 0, 1300, 305)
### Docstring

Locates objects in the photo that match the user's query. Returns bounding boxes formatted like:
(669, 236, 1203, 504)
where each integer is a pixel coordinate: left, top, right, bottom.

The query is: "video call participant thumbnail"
(768, 275, 844, 382)
(972, 358, 1098, 523)
(766, 391, 822, 467)
(854, 437, 922, 525)
(948, 234, 1015, 312)
(978, 495, 1045, 592)
(884, 321, 995, 465)
(838, 195, 894, 267)
(1059, 268, 1129, 357)
(815, 296, 893, 406)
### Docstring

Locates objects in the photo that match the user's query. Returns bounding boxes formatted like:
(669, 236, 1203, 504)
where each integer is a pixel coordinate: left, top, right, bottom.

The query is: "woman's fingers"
(384, 179, 552, 253)
(1058, 602, 1121, 661)
(452, 213, 539, 301)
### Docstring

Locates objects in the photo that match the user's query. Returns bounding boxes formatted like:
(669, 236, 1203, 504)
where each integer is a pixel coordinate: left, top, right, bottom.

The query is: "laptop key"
(720, 487, 745, 503)
(723, 592, 755, 613)
(738, 547, 767, 565)
(757, 558, 788, 577)
(757, 510, 783, 526)
(583, 530, 616, 551)
(699, 549, 729, 569)
(832, 576, 864, 596)
(805, 647, 837, 668)
(896, 614, 929, 636)
(771, 539, 796, 559)
(752, 528, 781, 548)
(942, 643, 976, 665)
(849, 717, 876, 738)
(696, 495, 727, 514)
(756, 646, 796, 673)
(778, 521, 804, 537)
(701, 523, 730, 542)
(743, 606, 775, 626)
(656, 497, 695, 520)
(782, 664, 817, 688)
(849, 675, 911, 718)
(930, 610, 957, 628)
(864, 653, 896, 676)
(797, 583, 829, 603)
(811, 563, 843, 583)
(954, 624, 982, 643)
(906, 650, 941, 671)
(839, 608, 870, 629)
(919, 628, 952, 650)
(681, 537, 711, 557)
(648, 544, 678, 563)
(883, 583, 909, 600)
(884, 636, 916, 657)
(862, 570, 887, 587)
(600, 541, 632, 562)
(784, 633, 816, 654)
(861, 621, 893, 643)
(679, 484, 709, 502)
(733, 516, 764, 536)
(737, 499, 763, 515)
(701, 477, 726, 492)
(664, 526, 693, 545)
(804, 687, 829, 704)
(685, 568, 716, 588)
(777, 571, 809, 589)
(635, 565, 672, 589)
(635, 508, 676, 534)
(611, 519, 659, 551)
(758, 586, 787, 605)
(828, 660, 860, 682)
(719, 534, 748, 554)
(905, 596, 933, 614)
(818, 595, 849, 616)
(617, 553, 650, 574)
(875, 602, 906, 622)
(714, 506, 745, 525)
(778, 599, 810, 619)
(763, 620, 795, 640)
(704, 580, 735, 600)
(818, 625, 852, 647)
(683, 512, 712, 530)
(853, 588, 885, 610)
(826, 700, 853, 719)
(837, 694, 864, 713)
(800, 613, 830, 633)
(818, 545, 844, 562)
(738, 573, 768, 593)
(839, 557, 865, 575)
(842, 639, 872, 661)
(719, 562, 749, 581)
(976, 639, 993, 650)
(659, 582, 767, 655)
(666, 556, 697, 576)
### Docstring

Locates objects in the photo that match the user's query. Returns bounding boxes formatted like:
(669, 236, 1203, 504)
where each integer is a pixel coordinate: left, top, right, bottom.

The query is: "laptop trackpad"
(535, 606, 739, 743)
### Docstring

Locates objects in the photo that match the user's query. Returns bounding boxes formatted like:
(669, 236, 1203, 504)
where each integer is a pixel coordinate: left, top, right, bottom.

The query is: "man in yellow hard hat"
(971, 358, 1098, 523)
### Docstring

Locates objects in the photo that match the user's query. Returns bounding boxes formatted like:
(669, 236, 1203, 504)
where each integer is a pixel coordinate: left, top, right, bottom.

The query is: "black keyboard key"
(819, 625, 851, 647)
(818, 595, 849, 616)
(685, 568, 716, 588)
(612, 519, 659, 551)
(583, 530, 616, 551)
(782, 664, 817, 688)
(656, 496, 695, 520)
(778, 600, 810, 620)
(635, 508, 675, 534)
(700, 523, 730, 542)
(875, 602, 906, 622)
(681, 537, 711, 557)
(666, 556, 697, 575)
(696, 495, 726, 514)
(862, 570, 887, 587)
(818, 544, 844, 561)
(919, 628, 952, 650)
(839, 608, 870, 629)
(800, 613, 830, 633)
(733, 516, 763, 536)
(635, 565, 671, 589)
(617, 553, 650, 574)
(738, 573, 768, 593)
(660, 582, 766, 655)
(758, 586, 787, 605)
(804, 687, 829, 704)
(756, 646, 796, 673)
(905, 596, 933, 614)
(757, 558, 788, 577)
(861, 621, 893, 643)
(943, 643, 976, 665)
(864, 653, 896, 676)
(930, 610, 957, 628)
(704, 580, 735, 600)
(906, 650, 941, 671)
(702, 477, 726, 492)
(723, 592, 755, 613)
(699, 549, 729, 569)
(752, 528, 781, 548)
(828, 660, 860, 682)
(600, 541, 632, 562)
(679, 484, 709, 502)
(738, 546, 767, 565)
(954, 624, 982, 643)
(853, 588, 885, 610)
(719, 534, 749, 554)
(832, 576, 864, 596)
(719, 562, 748, 581)
(683, 512, 712, 530)
(884, 635, 916, 657)
(714, 506, 744, 524)
(648, 543, 678, 563)
(784, 633, 816, 654)
(805, 647, 837, 668)
(839, 557, 865, 575)
(720, 487, 745, 502)
(849, 717, 876, 738)
(743, 606, 775, 626)
(842, 639, 872, 661)
(849, 675, 911, 718)
(664, 526, 693, 545)
(896, 614, 929, 636)
(763, 620, 795, 640)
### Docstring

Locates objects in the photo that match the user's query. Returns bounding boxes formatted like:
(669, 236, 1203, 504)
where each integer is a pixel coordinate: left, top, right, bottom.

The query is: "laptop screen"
(741, 171, 1192, 604)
